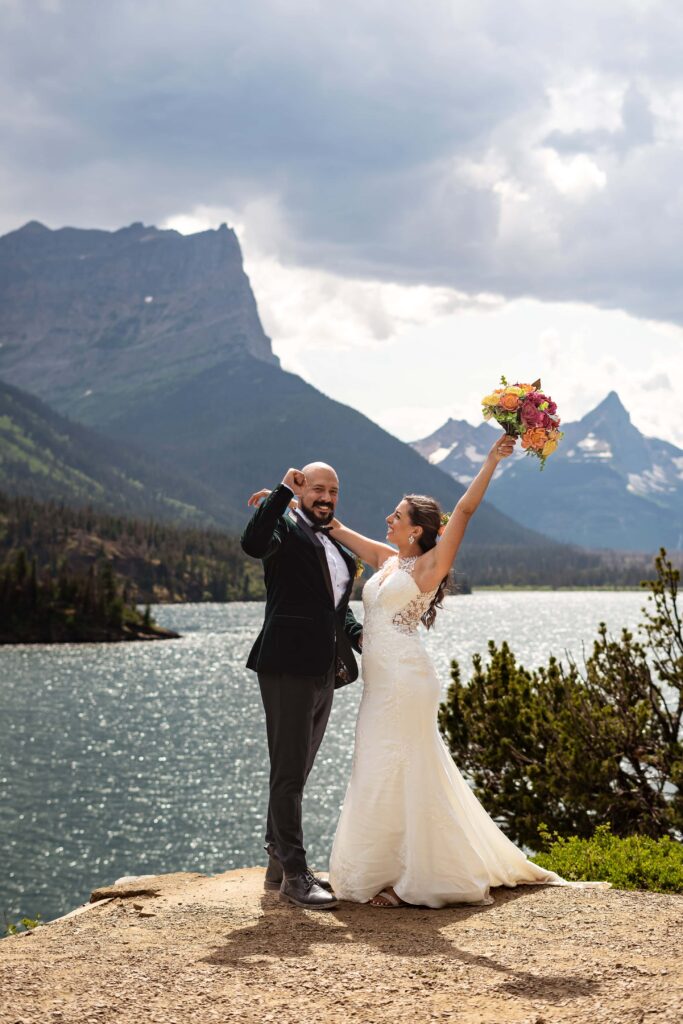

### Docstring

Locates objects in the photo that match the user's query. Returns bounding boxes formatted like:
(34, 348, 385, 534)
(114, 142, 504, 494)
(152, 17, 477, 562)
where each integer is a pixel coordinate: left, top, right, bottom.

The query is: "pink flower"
(521, 400, 543, 425)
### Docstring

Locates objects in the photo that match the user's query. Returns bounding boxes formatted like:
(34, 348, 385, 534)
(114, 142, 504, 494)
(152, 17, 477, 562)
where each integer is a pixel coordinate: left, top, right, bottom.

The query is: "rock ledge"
(1, 868, 681, 1023)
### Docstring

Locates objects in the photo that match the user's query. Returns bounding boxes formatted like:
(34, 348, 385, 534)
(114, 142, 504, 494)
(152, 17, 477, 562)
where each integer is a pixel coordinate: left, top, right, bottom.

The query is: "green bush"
(534, 824, 683, 893)
(439, 548, 683, 844)
(3, 912, 43, 936)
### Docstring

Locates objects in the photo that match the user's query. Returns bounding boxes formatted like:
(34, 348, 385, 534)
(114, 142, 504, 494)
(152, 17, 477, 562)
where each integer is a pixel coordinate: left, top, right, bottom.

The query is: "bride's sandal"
(368, 887, 406, 909)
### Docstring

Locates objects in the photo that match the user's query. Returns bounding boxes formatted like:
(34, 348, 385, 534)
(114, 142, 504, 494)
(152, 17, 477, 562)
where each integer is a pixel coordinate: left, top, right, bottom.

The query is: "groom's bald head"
(302, 461, 339, 482)
(299, 462, 340, 524)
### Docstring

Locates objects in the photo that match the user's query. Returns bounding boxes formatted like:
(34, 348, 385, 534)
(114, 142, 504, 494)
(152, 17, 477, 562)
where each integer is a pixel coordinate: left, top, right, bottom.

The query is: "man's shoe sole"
(278, 890, 339, 910)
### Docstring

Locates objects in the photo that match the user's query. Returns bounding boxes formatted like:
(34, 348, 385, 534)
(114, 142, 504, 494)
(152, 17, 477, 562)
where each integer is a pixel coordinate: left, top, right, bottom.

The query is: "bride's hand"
(490, 433, 517, 462)
(247, 488, 298, 510)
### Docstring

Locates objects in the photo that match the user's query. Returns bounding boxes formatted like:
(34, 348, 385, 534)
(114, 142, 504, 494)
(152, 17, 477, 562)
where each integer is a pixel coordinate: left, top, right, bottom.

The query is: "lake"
(1, 591, 651, 925)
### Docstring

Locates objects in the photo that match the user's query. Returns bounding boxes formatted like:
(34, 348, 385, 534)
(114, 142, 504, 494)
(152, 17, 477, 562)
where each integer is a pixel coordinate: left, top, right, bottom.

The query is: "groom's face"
(299, 465, 339, 525)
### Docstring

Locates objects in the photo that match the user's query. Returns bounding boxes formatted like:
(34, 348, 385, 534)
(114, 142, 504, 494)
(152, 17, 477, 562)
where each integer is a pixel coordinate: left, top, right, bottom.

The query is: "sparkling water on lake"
(1, 591, 650, 924)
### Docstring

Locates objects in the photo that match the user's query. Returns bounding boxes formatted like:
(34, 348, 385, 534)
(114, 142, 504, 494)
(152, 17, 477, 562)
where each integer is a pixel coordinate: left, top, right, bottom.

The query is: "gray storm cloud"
(1, 0, 682, 324)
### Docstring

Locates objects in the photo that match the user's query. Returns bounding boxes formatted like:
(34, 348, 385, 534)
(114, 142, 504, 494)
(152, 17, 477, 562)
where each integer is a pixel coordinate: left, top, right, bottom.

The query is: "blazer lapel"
(293, 514, 335, 603)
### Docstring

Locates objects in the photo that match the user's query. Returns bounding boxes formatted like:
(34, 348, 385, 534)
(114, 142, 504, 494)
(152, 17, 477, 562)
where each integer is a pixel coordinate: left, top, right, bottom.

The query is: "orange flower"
(521, 427, 548, 450)
(500, 393, 520, 411)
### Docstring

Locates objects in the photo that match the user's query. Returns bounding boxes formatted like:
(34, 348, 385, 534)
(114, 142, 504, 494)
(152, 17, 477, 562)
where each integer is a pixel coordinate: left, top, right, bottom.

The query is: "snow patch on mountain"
(576, 433, 613, 458)
(428, 444, 457, 465)
(627, 465, 676, 497)
(465, 445, 486, 464)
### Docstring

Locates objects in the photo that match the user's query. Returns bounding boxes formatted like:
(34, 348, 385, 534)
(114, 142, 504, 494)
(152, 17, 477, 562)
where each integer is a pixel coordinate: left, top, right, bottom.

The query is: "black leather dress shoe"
(263, 847, 333, 893)
(279, 870, 339, 910)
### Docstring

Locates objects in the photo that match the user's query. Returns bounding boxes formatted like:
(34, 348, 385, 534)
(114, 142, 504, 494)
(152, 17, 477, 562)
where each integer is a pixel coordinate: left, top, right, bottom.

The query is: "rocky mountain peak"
(411, 393, 683, 552)
(0, 219, 278, 425)
(16, 219, 50, 234)
(582, 390, 632, 425)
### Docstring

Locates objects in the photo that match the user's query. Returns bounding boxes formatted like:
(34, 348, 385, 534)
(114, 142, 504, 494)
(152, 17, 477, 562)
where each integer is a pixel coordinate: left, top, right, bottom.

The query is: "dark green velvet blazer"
(240, 484, 362, 687)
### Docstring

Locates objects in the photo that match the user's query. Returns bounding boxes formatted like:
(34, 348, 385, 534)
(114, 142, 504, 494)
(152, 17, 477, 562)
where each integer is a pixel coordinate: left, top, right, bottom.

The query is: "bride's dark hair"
(403, 493, 449, 630)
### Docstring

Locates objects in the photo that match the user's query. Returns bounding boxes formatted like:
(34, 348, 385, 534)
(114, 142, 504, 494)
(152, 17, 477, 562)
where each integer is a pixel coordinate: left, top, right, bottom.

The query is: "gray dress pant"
(258, 661, 336, 876)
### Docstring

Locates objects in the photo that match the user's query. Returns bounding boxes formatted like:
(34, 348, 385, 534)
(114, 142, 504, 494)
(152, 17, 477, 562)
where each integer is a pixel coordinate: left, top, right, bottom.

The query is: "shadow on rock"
(202, 884, 602, 1006)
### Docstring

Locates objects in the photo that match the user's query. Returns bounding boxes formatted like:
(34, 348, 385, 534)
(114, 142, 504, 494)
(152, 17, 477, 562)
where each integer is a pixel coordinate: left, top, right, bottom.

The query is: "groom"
(241, 463, 362, 910)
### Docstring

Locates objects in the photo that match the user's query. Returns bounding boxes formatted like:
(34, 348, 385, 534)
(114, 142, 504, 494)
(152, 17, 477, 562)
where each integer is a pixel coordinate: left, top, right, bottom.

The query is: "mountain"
(411, 392, 683, 552)
(0, 219, 595, 566)
(0, 377, 235, 526)
(103, 349, 553, 545)
(412, 418, 502, 485)
(0, 219, 277, 425)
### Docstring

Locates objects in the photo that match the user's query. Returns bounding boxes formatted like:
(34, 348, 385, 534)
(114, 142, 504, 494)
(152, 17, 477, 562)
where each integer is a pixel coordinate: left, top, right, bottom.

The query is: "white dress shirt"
(288, 500, 350, 609)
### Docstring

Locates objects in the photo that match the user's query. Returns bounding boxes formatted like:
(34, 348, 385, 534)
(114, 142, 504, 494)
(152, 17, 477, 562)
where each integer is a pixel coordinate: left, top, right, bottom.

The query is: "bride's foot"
(368, 886, 405, 908)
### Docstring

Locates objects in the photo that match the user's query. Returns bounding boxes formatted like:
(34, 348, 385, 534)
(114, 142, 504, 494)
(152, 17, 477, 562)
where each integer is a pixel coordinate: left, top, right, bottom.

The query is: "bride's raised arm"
(414, 431, 516, 591)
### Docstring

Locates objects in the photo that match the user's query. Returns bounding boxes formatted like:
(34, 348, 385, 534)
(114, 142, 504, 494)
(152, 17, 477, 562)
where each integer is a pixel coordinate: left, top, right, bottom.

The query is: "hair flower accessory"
(481, 375, 564, 471)
(437, 512, 450, 537)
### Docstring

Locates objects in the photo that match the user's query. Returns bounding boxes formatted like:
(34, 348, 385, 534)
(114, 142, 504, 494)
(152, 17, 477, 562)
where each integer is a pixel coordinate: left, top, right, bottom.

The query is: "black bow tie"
(310, 523, 333, 534)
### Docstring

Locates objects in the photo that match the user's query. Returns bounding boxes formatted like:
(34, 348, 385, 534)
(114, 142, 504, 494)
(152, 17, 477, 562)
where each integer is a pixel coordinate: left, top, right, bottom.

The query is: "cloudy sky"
(2, 0, 683, 443)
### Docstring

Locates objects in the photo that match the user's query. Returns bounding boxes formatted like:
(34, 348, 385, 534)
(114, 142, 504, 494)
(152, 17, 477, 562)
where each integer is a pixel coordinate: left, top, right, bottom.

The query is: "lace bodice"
(363, 554, 438, 637)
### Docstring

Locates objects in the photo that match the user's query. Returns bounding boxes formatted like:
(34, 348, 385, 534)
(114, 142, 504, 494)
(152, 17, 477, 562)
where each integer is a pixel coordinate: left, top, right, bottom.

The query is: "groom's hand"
(282, 468, 306, 495)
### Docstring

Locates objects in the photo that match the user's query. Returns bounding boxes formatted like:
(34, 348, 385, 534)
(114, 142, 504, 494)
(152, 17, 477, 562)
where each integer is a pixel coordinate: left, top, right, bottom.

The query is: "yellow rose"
(504, 386, 524, 396)
(542, 439, 558, 457)
(482, 394, 499, 406)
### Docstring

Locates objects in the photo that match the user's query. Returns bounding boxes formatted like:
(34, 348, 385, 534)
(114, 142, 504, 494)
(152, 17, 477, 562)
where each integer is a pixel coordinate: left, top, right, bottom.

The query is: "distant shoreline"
(138, 586, 647, 605)
(469, 585, 644, 592)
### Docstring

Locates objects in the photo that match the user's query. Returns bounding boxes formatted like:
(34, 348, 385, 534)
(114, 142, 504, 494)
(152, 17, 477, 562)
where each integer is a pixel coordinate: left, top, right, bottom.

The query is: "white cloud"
(540, 150, 607, 198)
(545, 72, 626, 135)
(1, 0, 683, 330)
(164, 206, 683, 448)
(1, 0, 683, 454)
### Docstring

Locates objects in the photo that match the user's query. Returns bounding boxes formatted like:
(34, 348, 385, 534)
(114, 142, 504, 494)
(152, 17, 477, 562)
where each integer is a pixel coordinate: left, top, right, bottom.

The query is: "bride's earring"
(409, 536, 415, 545)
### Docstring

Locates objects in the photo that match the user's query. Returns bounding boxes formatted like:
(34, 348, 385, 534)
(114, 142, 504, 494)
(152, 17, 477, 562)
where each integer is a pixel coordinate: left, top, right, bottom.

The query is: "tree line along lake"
(1, 590, 651, 926)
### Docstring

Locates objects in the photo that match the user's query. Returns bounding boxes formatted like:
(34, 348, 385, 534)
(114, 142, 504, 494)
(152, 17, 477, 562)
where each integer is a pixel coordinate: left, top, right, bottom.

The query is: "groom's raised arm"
(241, 484, 294, 560)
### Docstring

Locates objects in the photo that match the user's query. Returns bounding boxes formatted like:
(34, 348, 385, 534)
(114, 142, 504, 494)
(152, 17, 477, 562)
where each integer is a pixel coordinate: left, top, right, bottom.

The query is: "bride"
(324, 430, 579, 908)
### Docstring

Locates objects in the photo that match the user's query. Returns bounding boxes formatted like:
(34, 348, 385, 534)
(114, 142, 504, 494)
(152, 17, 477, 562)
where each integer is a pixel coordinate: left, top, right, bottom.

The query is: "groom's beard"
(300, 497, 335, 525)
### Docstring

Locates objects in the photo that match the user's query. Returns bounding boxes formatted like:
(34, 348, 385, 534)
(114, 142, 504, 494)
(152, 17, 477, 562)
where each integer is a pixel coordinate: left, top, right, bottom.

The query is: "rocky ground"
(1, 868, 681, 1024)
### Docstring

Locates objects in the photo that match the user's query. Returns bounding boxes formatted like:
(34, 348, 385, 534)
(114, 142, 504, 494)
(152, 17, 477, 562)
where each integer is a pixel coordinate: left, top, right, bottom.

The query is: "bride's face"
(386, 499, 421, 547)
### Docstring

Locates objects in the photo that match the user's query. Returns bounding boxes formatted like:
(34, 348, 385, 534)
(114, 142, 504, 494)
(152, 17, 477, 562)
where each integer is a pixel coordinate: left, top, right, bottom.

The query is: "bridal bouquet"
(481, 376, 563, 469)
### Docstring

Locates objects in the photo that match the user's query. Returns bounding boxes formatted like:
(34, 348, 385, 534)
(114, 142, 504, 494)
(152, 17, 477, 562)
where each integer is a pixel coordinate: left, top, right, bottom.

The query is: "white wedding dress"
(329, 553, 572, 908)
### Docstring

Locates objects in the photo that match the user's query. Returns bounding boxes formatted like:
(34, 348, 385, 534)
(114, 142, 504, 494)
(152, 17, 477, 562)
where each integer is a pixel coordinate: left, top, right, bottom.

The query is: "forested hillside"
(0, 492, 265, 603)
(0, 491, 666, 598)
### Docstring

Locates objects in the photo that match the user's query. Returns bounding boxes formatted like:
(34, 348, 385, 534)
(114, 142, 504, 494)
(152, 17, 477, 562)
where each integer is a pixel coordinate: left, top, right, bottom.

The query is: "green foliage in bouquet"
(438, 548, 683, 845)
(534, 824, 683, 892)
